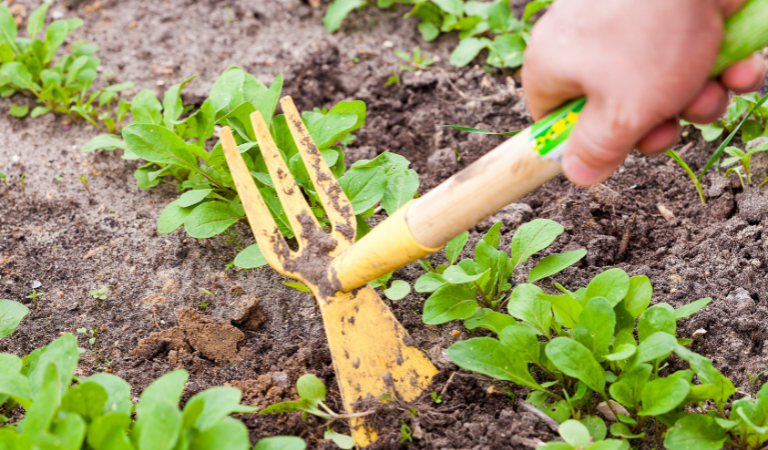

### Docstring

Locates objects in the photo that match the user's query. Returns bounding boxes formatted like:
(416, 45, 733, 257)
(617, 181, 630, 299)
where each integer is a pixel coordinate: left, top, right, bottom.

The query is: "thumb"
(561, 100, 640, 186)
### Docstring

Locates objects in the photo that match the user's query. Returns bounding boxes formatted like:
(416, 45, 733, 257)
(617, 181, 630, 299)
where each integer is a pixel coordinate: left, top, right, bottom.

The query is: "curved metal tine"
(281, 97, 357, 251)
(250, 110, 318, 251)
(220, 127, 293, 275)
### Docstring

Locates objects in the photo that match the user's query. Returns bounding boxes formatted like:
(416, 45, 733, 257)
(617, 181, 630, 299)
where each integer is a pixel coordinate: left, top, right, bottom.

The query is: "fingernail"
(562, 154, 603, 186)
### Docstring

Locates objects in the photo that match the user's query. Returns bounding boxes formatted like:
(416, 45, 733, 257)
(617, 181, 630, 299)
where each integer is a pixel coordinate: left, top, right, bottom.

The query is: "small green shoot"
(198, 299, 210, 309)
(77, 324, 99, 366)
(18, 172, 25, 196)
(54, 174, 63, 182)
(25, 289, 44, 303)
(78, 172, 90, 196)
(665, 147, 707, 205)
(385, 72, 401, 86)
(395, 46, 434, 72)
(725, 166, 745, 187)
(89, 287, 108, 302)
(400, 420, 413, 443)
(431, 392, 442, 404)
(0, 170, 6, 189)
(722, 141, 768, 184)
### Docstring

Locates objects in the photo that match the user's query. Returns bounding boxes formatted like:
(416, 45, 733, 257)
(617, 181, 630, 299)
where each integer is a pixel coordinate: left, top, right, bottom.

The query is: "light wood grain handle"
(406, 127, 562, 248)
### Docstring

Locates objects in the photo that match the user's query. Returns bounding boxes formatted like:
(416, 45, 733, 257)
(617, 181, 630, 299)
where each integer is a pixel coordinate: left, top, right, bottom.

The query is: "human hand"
(522, 0, 765, 186)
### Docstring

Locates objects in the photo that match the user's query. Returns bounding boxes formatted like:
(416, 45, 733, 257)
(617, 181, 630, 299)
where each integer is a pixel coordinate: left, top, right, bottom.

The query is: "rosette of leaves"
(416, 218, 586, 331)
(442, 264, 746, 450)
(0, 3, 133, 128)
(107, 67, 418, 270)
(324, 0, 553, 69)
(0, 334, 306, 449)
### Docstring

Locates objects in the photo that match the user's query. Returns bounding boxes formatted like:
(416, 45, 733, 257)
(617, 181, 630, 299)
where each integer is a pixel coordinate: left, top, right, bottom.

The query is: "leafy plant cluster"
(415, 219, 586, 329)
(85, 67, 419, 271)
(0, 334, 308, 450)
(0, 2, 133, 131)
(670, 92, 768, 204)
(421, 218, 759, 449)
(325, 0, 553, 69)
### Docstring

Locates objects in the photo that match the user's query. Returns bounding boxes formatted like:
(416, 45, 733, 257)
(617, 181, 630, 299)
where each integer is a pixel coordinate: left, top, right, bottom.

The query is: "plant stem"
(666, 147, 707, 205)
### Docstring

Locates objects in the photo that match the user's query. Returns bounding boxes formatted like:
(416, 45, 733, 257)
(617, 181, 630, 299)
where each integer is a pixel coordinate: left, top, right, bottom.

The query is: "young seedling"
(78, 172, 90, 196)
(261, 374, 365, 449)
(431, 392, 442, 404)
(394, 46, 434, 72)
(725, 166, 746, 188)
(53, 174, 63, 182)
(722, 141, 768, 184)
(77, 324, 99, 366)
(89, 287, 108, 303)
(25, 289, 45, 303)
(18, 172, 25, 196)
(369, 272, 411, 308)
(415, 218, 586, 333)
(198, 299, 210, 309)
(665, 146, 707, 205)
(400, 420, 413, 443)
(0, 170, 6, 189)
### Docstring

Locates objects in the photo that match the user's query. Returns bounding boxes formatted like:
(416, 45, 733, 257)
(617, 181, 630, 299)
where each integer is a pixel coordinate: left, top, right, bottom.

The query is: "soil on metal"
(1, 0, 768, 448)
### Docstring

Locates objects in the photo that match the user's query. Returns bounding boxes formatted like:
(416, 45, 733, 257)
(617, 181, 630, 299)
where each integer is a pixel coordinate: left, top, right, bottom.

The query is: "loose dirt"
(1, 0, 767, 448)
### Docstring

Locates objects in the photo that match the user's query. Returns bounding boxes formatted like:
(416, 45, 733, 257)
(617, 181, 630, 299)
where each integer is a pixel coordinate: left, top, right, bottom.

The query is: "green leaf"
(637, 305, 676, 342)
(339, 166, 387, 214)
(674, 297, 712, 320)
(323, 0, 366, 32)
(253, 436, 307, 450)
(0, 299, 29, 338)
(574, 297, 615, 360)
(0, 42, 13, 63)
(45, 19, 78, 63)
(623, 276, 652, 318)
(447, 337, 542, 390)
(122, 124, 198, 168)
(184, 202, 242, 239)
(674, 346, 734, 407)
(583, 268, 629, 307)
(529, 249, 586, 282)
(81, 134, 126, 153)
(414, 272, 447, 293)
(177, 188, 212, 208)
(639, 376, 690, 416)
(329, 100, 366, 131)
(304, 112, 358, 149)
(445, 231, 469, 265)
(23, 363, 60, 436)
(423, 284, 478, 325)
(136, 370, 188, 417)
(558, 420, 591, 448)
(133, 401, 182, 450)
(483, 221, 503, 248)
(664, 414, 727, 450)
(0, 5, 18, 54)
(442, 265, 488, 284)
(610, 364, 651, 408)
(487, 34, 526, 69)
(510, 219, 564, 270)
(27, 1, 53, 39)
(546, 337, 605, 392)
(605, 344, 635, 361)
(0, 62, 40, 92)
(418, 21, 440, 41)
(234, 244, 268, 269)
(297, 374, 326, 406)
(507, 284, 551, 335)
(163, 75, 197, 129)
(499, 323, 540, 363)
(324, 430, 354, 450)
(29, 334, 79, 399)
(259, 399, 312, 415)
(0, 358, 31, 406)
(131, 89, 163, 124)
(79, 373, 133, 415)
(540, 289, 582, 329)
(462, 307, 515, 335)
(156, 199, 193, 234)
(432, 0, 462, 15)
(183, 386, 258, 432)
(86, 413, 132, 449)
(441, 125, 520, 137)
(384, 280, 410, 301)
(30, 106, 51, 118)
(632, 332, 677, 366)
(381, 169, 419, 215)
(449, 37, 492, 68)
(524, 0, 553, 22)
(8, 104, 28, 118)
(60, 381, 109, 420)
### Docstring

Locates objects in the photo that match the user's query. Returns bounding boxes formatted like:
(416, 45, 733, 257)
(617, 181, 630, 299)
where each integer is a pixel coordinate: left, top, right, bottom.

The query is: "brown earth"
(1, 0, 768, 448)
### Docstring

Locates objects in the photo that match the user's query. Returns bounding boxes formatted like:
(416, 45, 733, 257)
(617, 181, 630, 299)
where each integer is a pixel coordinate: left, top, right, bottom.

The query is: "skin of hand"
(522, 0, 766, 186)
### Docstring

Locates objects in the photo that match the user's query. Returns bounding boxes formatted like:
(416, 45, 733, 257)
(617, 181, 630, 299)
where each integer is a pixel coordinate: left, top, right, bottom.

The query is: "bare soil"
(1, 0, 767, 448)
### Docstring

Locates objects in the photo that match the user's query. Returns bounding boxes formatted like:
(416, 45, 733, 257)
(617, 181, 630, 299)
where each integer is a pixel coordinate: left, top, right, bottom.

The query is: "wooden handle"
(406, 128, 562, 248)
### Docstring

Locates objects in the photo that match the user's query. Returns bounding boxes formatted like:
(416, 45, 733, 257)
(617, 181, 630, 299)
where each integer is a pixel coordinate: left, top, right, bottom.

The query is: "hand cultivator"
(222, 1, 768, 446)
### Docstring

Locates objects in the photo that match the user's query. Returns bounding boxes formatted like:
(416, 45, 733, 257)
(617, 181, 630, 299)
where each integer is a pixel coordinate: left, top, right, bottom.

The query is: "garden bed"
(1, 0, 767, 448)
